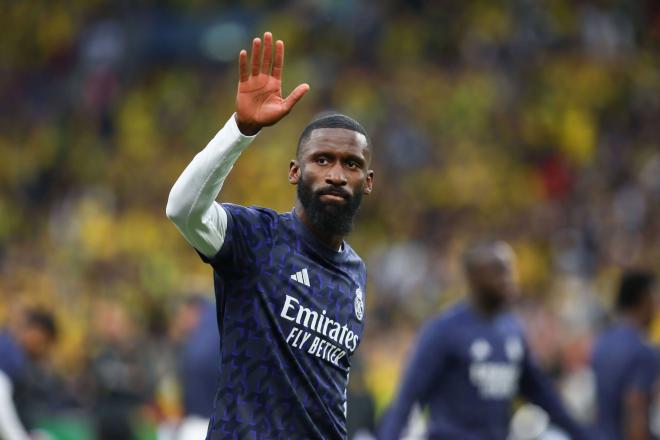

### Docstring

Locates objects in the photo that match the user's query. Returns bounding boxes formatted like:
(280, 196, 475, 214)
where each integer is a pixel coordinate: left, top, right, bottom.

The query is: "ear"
(363, 169, 374, 195)
(289, 160, 300, 185)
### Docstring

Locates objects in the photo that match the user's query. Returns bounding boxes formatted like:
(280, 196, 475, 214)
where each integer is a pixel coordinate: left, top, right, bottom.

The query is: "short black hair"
(296, 113, 369, 158)
(616, 270, 656, 311)
(462, 240, 514, 274)
(24, 308, 58, 341)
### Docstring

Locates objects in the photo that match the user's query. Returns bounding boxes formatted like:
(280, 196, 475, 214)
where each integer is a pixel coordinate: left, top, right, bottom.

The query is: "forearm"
(378, 395, 416, 440)
(166, 114, 257, 257)
(379, 330, 441, 440)
(521, 370, 588, 439)
(0, 371, 30, 440)
(624, 391, 650, 440)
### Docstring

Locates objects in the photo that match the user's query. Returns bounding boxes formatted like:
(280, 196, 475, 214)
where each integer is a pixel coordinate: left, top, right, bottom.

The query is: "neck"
(620, 311, 649, 334)
(294, 201, 343, 252)
(470, 294, 507, 318)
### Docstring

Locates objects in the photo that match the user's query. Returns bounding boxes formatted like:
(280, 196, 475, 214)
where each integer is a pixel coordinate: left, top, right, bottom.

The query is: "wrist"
(234, 114, 261, 136)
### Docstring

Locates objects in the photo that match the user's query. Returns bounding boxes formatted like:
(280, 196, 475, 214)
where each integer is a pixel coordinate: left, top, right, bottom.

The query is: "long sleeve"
(0, 370, 30, 440)
(166, 114, 257, 258)
(378, 321, 447, 440)
(519, 345, 591, 440)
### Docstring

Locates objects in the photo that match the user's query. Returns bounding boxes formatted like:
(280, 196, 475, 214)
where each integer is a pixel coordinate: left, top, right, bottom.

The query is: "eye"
(316, 156, 329, 165)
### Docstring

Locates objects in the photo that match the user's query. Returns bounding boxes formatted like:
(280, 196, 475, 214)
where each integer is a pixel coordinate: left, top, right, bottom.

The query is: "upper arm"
(623, 388, 650, 440)
(379, 321, 450, 440)
(201, 204, 277, 275)
(622, 348, 658, 439)
(391, 321, 450, 415)
(170, 200, 228, 258)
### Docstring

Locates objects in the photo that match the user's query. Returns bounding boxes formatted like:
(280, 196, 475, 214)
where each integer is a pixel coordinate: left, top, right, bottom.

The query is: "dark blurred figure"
(591, 271, 659, 440)
(347, 356, 376, 439)
(379, 241, 590, 440)
(173, 295, 219, 439)
(0, 308, 59, 439)
(87, 301, 151, 440)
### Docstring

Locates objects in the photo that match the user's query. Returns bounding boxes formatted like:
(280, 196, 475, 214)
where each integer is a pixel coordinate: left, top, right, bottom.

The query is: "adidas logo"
(290, 268, 311, 287)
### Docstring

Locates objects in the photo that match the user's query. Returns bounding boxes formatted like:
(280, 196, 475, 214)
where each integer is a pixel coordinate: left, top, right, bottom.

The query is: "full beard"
(297, 176, 363, 237)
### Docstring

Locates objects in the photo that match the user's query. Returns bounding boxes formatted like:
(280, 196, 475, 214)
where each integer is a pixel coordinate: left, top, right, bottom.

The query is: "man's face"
(641, 284, 658, 329)
(289, 128, 373, 236)
(468, 244, 519, 309)
(19, 326, 53, 361)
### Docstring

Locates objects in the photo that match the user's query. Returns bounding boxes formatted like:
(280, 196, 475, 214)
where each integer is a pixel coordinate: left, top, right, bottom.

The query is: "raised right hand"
(235, 32, 310, 136)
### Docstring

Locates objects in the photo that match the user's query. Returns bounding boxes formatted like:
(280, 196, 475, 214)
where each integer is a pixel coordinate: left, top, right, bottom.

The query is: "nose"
(325, 163, 347, 186)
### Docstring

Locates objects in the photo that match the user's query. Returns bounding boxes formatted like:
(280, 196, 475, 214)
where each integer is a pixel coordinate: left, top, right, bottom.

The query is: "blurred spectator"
(0, 308, 59, 439)
(86, 301, 152, 440)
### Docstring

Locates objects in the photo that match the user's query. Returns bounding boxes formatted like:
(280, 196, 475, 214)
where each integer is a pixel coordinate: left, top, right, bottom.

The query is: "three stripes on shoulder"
(291, 268, 310, 287)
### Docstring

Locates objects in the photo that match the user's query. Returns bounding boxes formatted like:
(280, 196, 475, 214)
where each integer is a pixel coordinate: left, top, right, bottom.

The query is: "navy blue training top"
(378, 301, 589, 440)
(179, 298, 221, 418)
(201, 205, 367, 440)
(591, 322, 659, 440)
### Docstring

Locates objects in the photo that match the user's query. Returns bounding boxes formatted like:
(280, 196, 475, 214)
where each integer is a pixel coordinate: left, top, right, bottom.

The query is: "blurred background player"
(0, 308, 58, 439)
(172, 295, 219, 440)
(166, 31, 373, 437)
(591, 270, 659, 440)
(378, 241, 589, 440)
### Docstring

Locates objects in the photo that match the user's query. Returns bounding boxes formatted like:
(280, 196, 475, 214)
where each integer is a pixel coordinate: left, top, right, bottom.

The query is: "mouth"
(317, 189, 349, 204)
(319, 194, 347, 204)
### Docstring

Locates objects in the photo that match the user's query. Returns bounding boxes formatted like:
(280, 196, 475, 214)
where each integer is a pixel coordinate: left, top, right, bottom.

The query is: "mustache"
(315, 186, 351, 199)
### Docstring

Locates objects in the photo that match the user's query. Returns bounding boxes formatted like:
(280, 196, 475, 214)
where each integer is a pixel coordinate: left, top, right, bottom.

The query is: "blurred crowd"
(1, 0, 659, 438)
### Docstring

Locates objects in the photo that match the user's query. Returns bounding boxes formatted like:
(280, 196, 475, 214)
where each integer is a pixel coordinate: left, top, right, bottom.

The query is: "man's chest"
(248, 244, 366, 368)
(452, 328, 525, 400)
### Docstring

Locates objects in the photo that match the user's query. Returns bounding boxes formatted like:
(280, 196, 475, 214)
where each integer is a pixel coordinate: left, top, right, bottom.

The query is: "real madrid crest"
(354, 287, 364, 321)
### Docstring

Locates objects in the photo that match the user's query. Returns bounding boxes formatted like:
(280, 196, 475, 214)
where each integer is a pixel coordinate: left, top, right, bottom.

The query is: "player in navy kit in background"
(166, 32, 374, 439)
(378, 241, 590, 440)
(591, 271, 658, 440)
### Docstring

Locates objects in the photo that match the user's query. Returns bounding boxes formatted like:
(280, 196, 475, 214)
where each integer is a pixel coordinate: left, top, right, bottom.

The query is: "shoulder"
(637, 340, 659, 365)
(222, 203, 281, 223)
(439, 301, 471, 325)
(0, 332, 24, 380)
(343, 243, 366, 268)
(221, 204, 293, 236)
(421, 302, 469, 336)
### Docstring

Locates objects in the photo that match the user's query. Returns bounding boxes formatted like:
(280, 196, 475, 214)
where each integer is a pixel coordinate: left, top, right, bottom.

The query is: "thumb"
(283, 83, 310, 112)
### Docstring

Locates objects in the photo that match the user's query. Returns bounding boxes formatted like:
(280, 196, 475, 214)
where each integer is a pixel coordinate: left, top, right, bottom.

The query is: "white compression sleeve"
(0, 370, 30, 440)
(166, 114, 257, 258)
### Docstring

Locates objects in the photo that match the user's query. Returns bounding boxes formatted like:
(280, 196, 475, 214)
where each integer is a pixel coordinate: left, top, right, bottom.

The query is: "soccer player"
(378, 241, 589, 440)
(166, 31, 374, 438)
(591, 271, 658, 440)
(174, 295, 220, 439)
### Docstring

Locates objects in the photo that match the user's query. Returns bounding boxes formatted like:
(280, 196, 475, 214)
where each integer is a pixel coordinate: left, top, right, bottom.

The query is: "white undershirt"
(0, 370, 30, 440)
(166, 114, 258, 258)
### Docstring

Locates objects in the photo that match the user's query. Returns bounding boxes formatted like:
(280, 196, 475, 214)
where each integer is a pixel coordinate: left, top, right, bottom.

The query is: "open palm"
(236, 32, 309, 135)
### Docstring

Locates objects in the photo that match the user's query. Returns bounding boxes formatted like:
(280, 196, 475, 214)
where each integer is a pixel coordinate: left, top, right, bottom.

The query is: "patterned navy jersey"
(200, 204, 367, 440)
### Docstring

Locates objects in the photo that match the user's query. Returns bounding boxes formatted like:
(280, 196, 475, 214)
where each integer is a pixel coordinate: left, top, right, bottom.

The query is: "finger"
(238, 50, 248, 82)
(261, 32, 273, 74)
(283, 83, 310, 111)
(250, 38, 261, 77)
(272, 40, 284, 80)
